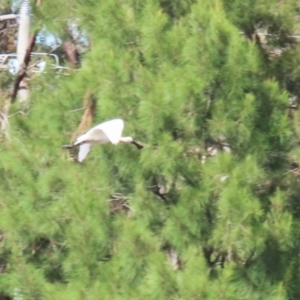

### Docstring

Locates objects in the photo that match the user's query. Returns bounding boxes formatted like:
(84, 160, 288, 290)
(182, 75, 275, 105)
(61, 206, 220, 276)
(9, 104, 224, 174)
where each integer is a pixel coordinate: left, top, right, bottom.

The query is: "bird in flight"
(62, 118, 143, 162)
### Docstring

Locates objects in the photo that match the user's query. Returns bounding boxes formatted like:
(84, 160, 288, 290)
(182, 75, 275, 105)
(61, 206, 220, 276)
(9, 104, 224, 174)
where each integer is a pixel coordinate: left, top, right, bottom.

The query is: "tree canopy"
(1, 0, 300, 299)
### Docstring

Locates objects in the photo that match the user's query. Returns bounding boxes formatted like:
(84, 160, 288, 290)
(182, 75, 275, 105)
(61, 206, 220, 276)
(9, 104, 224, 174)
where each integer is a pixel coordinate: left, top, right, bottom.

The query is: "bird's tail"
(62, 144, 73, 150)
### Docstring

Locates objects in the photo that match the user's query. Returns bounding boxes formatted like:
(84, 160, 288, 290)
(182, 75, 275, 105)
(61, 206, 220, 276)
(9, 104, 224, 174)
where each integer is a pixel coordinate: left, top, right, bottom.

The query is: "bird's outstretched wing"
(99, 119, 124, 145)
(78, 143, 92, 162)
(74, 133, 88, 145)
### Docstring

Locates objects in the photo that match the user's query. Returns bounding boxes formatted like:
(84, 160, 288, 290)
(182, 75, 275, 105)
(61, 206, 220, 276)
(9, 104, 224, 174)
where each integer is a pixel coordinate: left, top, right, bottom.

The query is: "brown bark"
(11, 33, 36, 103)
(71, 92, 96, 142)
(63, 40, 79, 67)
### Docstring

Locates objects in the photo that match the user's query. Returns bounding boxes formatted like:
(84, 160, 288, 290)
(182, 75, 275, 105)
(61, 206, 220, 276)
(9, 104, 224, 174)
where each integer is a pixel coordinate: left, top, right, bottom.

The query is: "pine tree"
(1, 0, 300, 299)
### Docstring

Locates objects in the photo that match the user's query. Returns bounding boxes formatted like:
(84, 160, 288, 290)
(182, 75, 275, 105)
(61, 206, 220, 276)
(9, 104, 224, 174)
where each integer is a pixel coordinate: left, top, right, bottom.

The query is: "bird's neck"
(119, 136, 133, 143)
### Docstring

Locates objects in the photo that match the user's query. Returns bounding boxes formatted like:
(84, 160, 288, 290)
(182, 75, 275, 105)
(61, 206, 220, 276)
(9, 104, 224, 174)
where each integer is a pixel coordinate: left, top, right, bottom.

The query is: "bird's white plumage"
(97, 118, 124, 145)
(64, 118, 141, 162)
(78, 143, 92, 162)
(74, 119, 124, 146)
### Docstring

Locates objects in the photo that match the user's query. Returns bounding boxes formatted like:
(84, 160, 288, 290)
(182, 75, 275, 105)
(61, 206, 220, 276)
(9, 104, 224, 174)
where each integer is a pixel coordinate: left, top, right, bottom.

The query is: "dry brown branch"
(109, 193, 131, 215)
(70, 91, 96, 143)
(63, 40, 79, 67)
(11, 33, 37, 103)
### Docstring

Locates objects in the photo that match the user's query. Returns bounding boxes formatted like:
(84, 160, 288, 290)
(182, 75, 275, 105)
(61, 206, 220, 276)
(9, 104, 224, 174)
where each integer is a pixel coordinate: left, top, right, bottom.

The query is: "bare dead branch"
(11, 33, 37, 103)
(63, 40, 79, 67)
(70, 107, 86, 112)
(70, 92, 95, 143)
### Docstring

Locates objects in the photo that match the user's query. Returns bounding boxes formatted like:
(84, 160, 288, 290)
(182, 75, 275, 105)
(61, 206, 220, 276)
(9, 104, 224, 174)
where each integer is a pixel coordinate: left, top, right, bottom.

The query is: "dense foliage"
(1, 0, 300, 299)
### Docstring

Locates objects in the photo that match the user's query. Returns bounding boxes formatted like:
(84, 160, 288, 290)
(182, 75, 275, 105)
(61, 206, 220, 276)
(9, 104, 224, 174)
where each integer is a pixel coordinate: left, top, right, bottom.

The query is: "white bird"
(62, 118, 143, 162)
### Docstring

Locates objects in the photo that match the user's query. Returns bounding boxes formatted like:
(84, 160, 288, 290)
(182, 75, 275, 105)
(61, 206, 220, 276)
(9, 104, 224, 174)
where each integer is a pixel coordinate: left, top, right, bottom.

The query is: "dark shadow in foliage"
(251, 85, 293, 165)
(223, 2, 296, 47)
(172, 128, 183, 141)
(162, 243, 182, 271)
(259, 236, 290, 283)
(285, 170, 300, 219)
(0, 294, 11, 300)
(285, 245, 300, 300)
(270, 47, 300, 98)
(26, 237, 67, 283)
(0, 233, 10, 278)
(0, 254, 8, 276)
(159, 0, 197, 19)
(147, 184, 169, 203)
(287, 199, 300, 221)
(203, 246, 226, 274)
(232, 236, 295, 295)
(0, 235, 12, 299)
(255, 179, 277, 213)
(265, 150, 291, 172)
(145, 173, 180, 205)
(223, 0, 300, 113)
(287, 96, 298, 120)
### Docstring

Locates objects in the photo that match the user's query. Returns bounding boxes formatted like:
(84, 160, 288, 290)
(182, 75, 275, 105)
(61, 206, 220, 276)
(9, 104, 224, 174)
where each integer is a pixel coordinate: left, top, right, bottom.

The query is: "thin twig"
(8, 111, 26, 118)
(47, 44, 60, 55)
(70, 107, 86, 112)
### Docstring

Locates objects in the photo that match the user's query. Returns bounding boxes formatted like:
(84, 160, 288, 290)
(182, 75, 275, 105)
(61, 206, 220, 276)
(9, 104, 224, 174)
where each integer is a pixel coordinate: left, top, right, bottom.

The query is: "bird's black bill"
(131, 140, 143, 149)
(62, 144, 73, 150)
